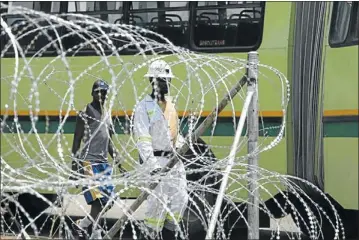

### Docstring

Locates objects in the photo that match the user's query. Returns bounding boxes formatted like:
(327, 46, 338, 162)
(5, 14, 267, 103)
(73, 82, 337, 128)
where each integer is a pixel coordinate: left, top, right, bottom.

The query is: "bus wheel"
(180, 138, 222, 237)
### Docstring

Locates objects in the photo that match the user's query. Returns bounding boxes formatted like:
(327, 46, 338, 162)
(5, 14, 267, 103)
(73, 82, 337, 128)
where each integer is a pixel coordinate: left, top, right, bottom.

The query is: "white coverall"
(133, 94, 188, 233)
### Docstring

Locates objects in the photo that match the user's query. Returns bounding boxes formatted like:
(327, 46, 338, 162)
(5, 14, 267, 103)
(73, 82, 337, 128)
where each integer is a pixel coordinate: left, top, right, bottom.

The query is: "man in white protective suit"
(133, 59, 189, 239)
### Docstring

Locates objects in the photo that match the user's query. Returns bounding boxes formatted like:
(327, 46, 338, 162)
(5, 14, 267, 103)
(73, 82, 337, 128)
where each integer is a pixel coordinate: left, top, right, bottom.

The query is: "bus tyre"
(179, 138, 222, 238)
(286, 192, 352, 239)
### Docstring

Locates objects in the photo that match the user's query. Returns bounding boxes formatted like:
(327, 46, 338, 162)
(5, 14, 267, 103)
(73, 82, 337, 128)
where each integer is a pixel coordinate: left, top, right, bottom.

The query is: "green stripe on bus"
(1, 117, 357, 137)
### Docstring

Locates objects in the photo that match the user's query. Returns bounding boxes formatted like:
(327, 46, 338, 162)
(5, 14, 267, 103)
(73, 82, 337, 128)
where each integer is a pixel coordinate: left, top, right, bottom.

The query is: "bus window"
(11, 1, 34, 10)
(68, 1, 119, 12)
(0, 2, 8, 52)
(127, 1, 189, 49)
(33, 2, 51, 13)
(329, 2, 358, 47)
(62, 1, 123, 55)
(329, 2, 351, 46)
(7, 1, 52, 13)
(3, 1, 125, 57)
(51, 2, 60, 13)
(0, 2, 8, 14)
(67, 1, 123, 24)
(3, 1, 65, 56)
(350, 3, 358, 42)
(190, 1, 265, 52)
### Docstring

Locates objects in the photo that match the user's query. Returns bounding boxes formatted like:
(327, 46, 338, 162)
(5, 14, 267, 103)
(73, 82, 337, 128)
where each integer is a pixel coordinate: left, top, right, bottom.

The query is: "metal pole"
(104, 76, 247, 239)
(205, 90, 254, 240)
(247, 51, 259, 240)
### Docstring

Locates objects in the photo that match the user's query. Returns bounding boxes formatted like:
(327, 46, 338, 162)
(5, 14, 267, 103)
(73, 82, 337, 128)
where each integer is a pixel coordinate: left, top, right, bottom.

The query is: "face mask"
(93, 89, 108, 103)
(153, 78, 171, 96)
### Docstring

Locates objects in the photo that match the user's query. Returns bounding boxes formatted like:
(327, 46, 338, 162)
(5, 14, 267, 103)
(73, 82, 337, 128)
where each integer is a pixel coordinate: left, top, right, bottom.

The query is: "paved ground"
(44, 194, 148, 219)
(0, 236, 17, 239)
(2, 194, 304, 239)
(44, 194, 301, 232)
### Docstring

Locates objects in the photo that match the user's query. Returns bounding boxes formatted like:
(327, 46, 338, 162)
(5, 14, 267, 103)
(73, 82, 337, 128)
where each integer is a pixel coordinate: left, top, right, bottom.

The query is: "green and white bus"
(1, 1, 357, 238)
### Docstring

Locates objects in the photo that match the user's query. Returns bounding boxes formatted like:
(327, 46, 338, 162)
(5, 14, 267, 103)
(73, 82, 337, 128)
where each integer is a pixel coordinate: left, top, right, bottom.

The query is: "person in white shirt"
(133, 59, 188, 239)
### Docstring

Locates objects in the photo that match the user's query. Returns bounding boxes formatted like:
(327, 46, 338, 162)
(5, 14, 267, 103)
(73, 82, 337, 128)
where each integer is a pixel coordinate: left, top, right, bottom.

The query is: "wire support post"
(205, 51, 259, 240)
(247, 51, 259, 240)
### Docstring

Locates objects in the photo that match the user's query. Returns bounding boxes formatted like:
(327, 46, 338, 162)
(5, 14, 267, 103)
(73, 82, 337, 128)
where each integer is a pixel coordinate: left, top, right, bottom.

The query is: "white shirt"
(133, 95, 179, 172)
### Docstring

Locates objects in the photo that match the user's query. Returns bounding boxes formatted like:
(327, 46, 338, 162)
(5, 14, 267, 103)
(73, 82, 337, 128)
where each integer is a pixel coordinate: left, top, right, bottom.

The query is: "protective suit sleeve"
(133, 103, 161, 172)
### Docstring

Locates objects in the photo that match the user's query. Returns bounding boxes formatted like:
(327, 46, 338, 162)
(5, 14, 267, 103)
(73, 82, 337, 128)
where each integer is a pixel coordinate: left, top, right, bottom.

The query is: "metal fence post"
(205, 51, 261, 239)
(247, 51, 259, 239)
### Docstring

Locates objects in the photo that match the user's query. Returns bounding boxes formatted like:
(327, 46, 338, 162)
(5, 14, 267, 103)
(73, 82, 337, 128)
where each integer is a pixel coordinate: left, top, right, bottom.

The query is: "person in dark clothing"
(70, 79, 122, 240)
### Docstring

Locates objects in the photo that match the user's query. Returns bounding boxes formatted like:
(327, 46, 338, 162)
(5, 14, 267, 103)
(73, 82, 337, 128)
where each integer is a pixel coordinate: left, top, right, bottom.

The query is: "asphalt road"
(2, 194, 307, 240)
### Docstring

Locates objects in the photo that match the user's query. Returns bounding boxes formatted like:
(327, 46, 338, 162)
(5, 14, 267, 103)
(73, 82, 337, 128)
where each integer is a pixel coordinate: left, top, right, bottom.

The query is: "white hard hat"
(144, 59, 174, 79)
